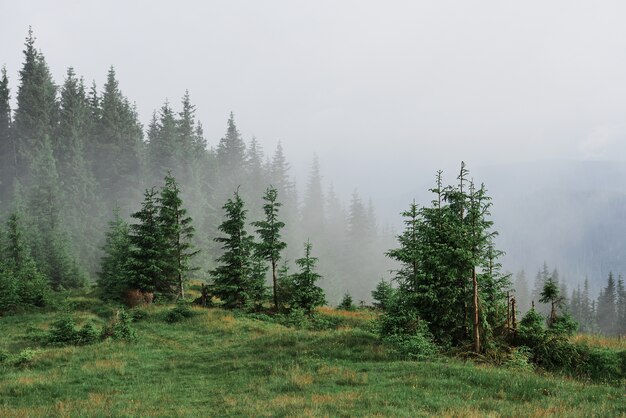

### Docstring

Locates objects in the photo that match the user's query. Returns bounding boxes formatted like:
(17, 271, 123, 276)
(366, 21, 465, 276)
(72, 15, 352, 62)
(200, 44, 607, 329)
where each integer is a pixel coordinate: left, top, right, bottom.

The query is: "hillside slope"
(0, 303, 623, 417)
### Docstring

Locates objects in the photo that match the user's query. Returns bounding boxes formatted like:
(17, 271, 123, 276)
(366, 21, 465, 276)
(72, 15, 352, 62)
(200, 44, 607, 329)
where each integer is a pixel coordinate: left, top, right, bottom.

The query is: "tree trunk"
(473, 267, 480, 353)
(272, 259, 278, 311)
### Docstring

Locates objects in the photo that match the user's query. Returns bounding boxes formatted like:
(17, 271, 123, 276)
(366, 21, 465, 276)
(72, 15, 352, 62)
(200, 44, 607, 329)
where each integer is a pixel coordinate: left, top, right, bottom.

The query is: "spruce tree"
(597, 272, 617, 334)
(251, 185, 287, 311)
(97, 208, 132, 301)
(90, 67, 143, 212)
(616, 275, 626, 335)
(3, 212, 50, 307)
(158, 173, 199, 299)
(28, 137, 85, 289)
(539, 278, 561, 327)
(289, 240, 325, 315)
(13, 28, 58, 179)
(216, 113, 247, 200)
(147, 101, 178, 182)
(56, 67, 103, 274)
(0, 66, 15, 203)
(211, 190, 260, 309)
(128, 188, 166, 294)
(302, 155, 325, 240)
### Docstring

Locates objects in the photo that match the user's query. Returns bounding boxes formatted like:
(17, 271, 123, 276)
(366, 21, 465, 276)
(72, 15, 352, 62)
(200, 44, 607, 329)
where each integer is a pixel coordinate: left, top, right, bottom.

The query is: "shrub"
(503, 346, 534, 371)
(47, 314, 79, 346)
(130, 308, 149, 321)
(382, 329, 438, 361)
(77, 322, 100, 345)
(278, 307, 308, 328)
(14, 348, 37, 368)
(550, 313, 578, 337)
(0, 351, 8, 363)
(111, 310, 137, 342)
(165, 301, 194, 323)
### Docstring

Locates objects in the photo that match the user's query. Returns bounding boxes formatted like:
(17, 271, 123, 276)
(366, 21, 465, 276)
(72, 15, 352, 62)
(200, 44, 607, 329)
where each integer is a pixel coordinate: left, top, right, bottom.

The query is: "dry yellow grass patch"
(15, 376, 38, 385)
(269, 394, 307, 409)
(571, 334, 626, 350)
(311, 391, 360, 405)
(316, 306, 377, 320)
(0, 405, 49, 418)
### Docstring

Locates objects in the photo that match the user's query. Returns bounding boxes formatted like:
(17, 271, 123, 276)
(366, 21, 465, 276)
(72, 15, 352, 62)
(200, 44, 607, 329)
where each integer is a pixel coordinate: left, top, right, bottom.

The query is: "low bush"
(111, 310, 137, 342)
(47, 314, 79, 346)
(14, 348, 37, 368)
(130, 308, 149, 321)
(46, 314, 102, 346)
(514, 308, 624, 383)
(165, 301, 195, 323)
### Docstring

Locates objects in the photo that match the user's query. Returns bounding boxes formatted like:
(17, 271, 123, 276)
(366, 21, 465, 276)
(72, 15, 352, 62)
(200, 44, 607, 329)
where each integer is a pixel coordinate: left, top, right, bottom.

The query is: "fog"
(3, 1, 626, 298)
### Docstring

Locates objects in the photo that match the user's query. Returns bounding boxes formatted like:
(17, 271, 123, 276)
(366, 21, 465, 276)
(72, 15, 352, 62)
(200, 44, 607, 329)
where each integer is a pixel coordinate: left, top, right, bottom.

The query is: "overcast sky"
(3, 0, 626, 206)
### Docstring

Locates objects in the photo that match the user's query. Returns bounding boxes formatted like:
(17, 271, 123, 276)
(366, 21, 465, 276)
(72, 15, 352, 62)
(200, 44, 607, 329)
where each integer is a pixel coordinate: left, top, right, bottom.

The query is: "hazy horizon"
(3, 1, 626, 200)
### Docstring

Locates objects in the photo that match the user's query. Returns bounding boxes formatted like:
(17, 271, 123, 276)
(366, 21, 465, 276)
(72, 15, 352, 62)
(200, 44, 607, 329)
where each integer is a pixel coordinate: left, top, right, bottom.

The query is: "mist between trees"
(1, 30, 625, 340)
(0, 29, 395, 306)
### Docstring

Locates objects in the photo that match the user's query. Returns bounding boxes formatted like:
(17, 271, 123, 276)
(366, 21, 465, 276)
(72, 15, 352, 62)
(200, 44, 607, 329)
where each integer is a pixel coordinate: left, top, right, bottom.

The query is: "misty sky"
(3, 1, 626, 205)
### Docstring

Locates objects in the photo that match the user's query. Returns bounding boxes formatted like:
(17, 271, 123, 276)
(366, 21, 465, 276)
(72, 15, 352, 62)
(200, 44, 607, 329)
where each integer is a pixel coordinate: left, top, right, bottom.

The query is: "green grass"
(0, 305, 624, 417)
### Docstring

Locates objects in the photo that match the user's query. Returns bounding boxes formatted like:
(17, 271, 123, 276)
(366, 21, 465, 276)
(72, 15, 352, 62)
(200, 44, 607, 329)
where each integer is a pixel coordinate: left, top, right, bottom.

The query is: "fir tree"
(158, 173, 199, 299)
(372, 279, 394, 311)
(97, 208, 132, 301)
(28, 137, 85, 289)
(3, 212, 51, 307)
(56, 67, 103, 274)
(211, 190, 261, 309)
(616, 275, 626, 335)
(128, 188, 166, 293)
(338, 293, 354, 310)
(302, 155, 325, 240)
(90, 67, 143, 212)
(597, 272, 617, 334)
(539, 278, 561, 327)
(216, 113, 247, 200)
(289, 240, 325, 315)
(0, 66, 15, 202)
(147, 101, 178, 182)
(13, 28, 58, 178)
(251, 186, 287, 311)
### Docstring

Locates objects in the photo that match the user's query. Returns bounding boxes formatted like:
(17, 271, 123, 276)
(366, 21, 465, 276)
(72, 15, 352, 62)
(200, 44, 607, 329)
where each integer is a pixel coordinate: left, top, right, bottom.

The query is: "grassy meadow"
(0, 296, 624, 417)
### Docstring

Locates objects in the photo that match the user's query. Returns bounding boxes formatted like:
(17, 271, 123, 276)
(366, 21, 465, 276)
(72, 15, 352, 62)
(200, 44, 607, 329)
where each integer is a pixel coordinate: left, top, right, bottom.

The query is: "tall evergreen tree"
(12, 28, 58, 179)
(90, 67, 143, 212)
(56, 67, 103, 273)
(0, 66, 15, 203)
(616, 275, 626, 335)
(28, 137, 85, 289)
(147, 100, 178, 182)
(3, 211, 51, 307)
(211, 190, 262, 309)
(252, 186, 287, 311)
(597, 272, 617, 334)
(216, 113, 247, 200)
(302, 155, 325, 240)
(128, 188, 166, 293)
(158, 173, 199, 298)
(97, 208, 132, 301)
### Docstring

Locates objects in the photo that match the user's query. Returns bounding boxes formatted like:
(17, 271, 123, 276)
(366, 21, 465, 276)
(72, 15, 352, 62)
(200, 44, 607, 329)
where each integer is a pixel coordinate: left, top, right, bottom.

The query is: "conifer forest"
(0, 4, 625, 416)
